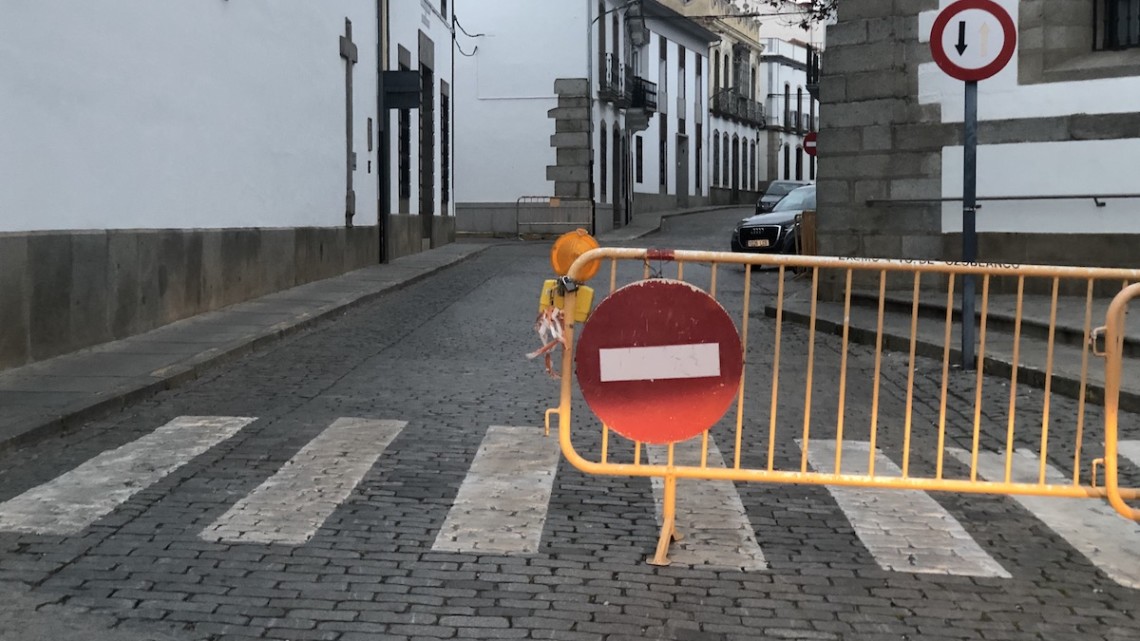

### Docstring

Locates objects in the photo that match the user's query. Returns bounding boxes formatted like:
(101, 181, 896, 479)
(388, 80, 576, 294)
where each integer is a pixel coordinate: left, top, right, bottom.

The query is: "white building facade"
(817, 0, 1140, 268)
(761, 37, 820, 185)
(0, 1, 454, 371)
(452, 0, 715, 235)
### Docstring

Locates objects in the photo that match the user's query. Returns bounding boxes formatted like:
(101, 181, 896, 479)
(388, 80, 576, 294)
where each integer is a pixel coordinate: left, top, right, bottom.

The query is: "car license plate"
(747, 239, 770, 248)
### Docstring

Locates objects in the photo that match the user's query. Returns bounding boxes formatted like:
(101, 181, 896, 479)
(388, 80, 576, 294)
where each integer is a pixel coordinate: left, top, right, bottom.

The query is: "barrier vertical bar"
(835, 270, 853, 474)
(801, 268, 819, 474)
(767, 266, 786, 472)
(970, 275, 991, 481)
(868, 271, 887, 477)
(1039, 278, 1059, 485)
(1073, 279, 1094, 485)
(903, 272, 921, 478)
(735, 264, 753, 470)
(937, 273, 956, 479)
(1004, 276, 1025, 483)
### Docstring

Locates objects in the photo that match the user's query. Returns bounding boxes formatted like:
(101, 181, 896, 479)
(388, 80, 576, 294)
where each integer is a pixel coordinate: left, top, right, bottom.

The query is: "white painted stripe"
(647, 436, 767, 571)
(1119, 440, 1140, 469)
(201, 418, 405, 545)
(599, 343, 720, 382)
(808, 441, 1010, 578)
(947, 448, 1140, 589)
(432, 426, 561, 554)
(0, 416, 255, 535)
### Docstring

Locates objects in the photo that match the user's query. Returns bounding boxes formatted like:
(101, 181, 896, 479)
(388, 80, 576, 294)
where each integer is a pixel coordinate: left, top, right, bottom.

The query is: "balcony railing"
(631, 76, 657, 111)
(599, 54, 628, 106)
(711, 90, 766, 127)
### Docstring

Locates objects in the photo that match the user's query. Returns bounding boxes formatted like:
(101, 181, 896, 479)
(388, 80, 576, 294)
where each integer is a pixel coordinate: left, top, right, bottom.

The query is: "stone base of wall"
(631, 192, 709, 215)
(0, 226, 379, 371)
(386, 214, 455, 259)
(709, 187, 760, 207)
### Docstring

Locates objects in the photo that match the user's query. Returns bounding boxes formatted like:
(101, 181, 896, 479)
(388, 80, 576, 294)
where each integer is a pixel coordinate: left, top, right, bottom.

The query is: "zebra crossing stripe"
(0, 416, 255, 535)
(432, 426, 561, 554)
(807, 441, 1010, 578)
(1118, 440, 1140, 469)
(647, 436, 767, 571)
(947, 447, 1140, 589)
(201, 418, 406, 545)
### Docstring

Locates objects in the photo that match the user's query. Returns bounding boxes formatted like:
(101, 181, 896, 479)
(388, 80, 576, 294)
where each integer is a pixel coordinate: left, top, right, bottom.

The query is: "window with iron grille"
(695, 124, 702, 191)
(1097, 0, 1140, 49)
(398, 63, 411, 210)
(636, 135, 644, 184)
(441, 89, 450, 212)
(659, 118, 667, 188)
(600, 122, 608, 203)
(712, 132, 719, 186)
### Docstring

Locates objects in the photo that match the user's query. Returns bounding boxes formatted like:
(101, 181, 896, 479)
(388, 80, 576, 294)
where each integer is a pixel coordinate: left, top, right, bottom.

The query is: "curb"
(1, 246, 491, 452)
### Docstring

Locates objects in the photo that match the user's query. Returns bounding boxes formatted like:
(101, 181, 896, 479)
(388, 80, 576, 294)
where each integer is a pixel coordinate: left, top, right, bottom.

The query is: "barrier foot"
(544, 409, 558, 437)
(648, 475, 682, 566)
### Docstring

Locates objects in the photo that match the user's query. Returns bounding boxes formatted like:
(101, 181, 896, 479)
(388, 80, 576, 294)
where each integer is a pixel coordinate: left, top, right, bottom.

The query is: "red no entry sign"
(575, 279, 743, 445)
(930, 0, 1016, 82)
(804, 132, 818, 157)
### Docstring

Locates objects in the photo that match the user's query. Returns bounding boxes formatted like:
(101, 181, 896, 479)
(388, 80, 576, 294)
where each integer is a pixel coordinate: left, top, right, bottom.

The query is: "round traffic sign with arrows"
(929, 0, 1016, 82)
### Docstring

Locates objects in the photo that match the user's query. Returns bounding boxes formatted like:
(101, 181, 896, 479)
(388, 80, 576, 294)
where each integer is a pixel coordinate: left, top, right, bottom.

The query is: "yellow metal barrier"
(549, 248, 1140, 566)
(1101, 282, 1140, 521)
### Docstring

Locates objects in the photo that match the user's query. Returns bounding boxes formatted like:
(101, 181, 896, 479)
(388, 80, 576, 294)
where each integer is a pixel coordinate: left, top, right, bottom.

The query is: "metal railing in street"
(547, 247, 1140, 566)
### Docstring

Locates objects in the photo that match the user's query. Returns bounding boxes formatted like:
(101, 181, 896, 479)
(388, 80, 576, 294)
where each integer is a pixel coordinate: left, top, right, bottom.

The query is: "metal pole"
(961, 80, 978, 369)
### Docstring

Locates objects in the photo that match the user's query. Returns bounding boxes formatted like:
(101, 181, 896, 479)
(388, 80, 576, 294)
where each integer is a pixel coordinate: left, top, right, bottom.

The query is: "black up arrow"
(955, 21, 968, 55)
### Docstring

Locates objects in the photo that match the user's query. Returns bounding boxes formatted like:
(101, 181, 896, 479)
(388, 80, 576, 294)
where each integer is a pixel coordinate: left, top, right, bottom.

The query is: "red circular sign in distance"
(929, 0, 1016, 82)
(575, 279, 743, 445)
(804, 132, 818, 157)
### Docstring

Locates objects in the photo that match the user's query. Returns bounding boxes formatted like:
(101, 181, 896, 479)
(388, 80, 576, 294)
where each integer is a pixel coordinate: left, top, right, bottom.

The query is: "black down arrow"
(955, 20, 968, 55)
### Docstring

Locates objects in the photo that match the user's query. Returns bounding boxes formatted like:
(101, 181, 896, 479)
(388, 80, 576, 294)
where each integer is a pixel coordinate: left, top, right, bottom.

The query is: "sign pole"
(961, 80, 978, 370)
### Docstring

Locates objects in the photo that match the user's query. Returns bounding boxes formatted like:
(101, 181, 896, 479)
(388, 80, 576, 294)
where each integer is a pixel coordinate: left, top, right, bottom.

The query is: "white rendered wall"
(941, 140, 1140, 234)
(917, 0, 1140, 233)
(451, 0, 587, 204)
(917, 0, 1140, 122)
(0, 0, 377, 232)
(386, 0, 455, 216)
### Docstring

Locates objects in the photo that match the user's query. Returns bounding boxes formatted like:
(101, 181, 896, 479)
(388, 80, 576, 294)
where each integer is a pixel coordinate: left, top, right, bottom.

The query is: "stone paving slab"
(0, 243, 490, 453)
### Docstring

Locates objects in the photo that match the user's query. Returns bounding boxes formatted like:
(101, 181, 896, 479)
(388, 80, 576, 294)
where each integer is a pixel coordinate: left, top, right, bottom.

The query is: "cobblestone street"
(0, 209, 1137, 641)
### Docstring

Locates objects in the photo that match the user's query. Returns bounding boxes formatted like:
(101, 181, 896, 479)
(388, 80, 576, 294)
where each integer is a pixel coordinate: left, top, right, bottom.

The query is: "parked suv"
(755, 180, 811, 215)
(732, 184, 816, 255)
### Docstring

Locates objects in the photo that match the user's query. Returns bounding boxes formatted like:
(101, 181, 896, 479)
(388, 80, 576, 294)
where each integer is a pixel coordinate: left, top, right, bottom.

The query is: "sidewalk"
(0, 205, 721, 452)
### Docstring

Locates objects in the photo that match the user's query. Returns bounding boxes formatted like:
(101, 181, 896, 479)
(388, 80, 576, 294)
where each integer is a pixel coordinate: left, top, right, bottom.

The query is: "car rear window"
(764, 182, 799, 197)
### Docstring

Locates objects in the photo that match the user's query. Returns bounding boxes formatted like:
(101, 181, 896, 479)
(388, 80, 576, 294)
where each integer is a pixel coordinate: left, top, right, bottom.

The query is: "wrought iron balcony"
(598, 54, 628, 106)
(629, 76, 657, 112)
(711, 90, 765, 127)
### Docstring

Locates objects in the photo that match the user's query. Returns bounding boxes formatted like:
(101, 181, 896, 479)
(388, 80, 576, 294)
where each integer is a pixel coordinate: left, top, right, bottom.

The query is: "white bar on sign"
(0, 416, 255, 535)
(599, 343, 720, 383)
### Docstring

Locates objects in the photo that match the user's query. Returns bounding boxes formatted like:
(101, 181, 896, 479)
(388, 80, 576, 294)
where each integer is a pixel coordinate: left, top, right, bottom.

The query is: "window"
(795, 146, 803, 181)
(695, 124, 702, 191)
(397, 64, 411, 211)
(810, 155, 816, 181)
(659, 118, 667, 188)
(677, 45, 686, 133)
(731, 135, 739, 190)
(749, 141, 756, 191)
(441, 0, 447, 18)
(441, 86, 450, 212)
(598, 1, 606, 82)
(796, 87, 804, 134)
(1099, 0, 1140, 49)
(783, 83, 791, 130)
(713, 55, 721, 96)
(783, 144, 790, 180)
(721, 133, 729, 187)
(600, 122, 608, 203)
(636, 135, 644, 183)
(712, 132, 720, 186)
(419, 62, 435, 216)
